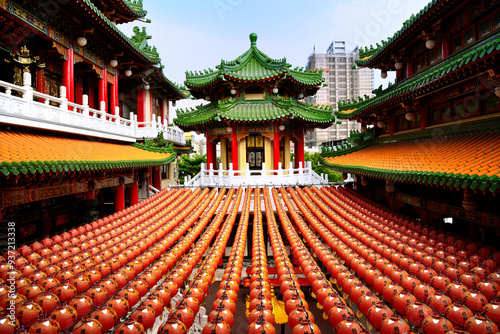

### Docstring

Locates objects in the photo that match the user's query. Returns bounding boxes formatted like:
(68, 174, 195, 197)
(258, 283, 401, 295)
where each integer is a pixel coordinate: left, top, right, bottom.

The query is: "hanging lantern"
(27, 318, 60, 334)
(367, 302, 394, 330)
(34, 292, 61, 314)
(72, 317, 104, 334)
(130, 306, 156, 331)
(68, 294, 94, 320)
(444, 302, 473, 327)
(106, 295, 130, 319)
(50, 304, 78, 331)
(91, 305, 118, 332)
(16, 301, 43, 329)
(422, 313, 453, 334)
(157, 318, 188, 334)
(406, 301, 433, 328)
(169, 303, 195, 329)
(463, 289, 488, 311)
(380, 315, 410, 334)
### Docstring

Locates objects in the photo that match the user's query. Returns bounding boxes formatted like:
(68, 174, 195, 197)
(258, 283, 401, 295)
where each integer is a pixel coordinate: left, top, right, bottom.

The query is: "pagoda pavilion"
(321, 0, 500, 241)
(175, 33, 335, 186)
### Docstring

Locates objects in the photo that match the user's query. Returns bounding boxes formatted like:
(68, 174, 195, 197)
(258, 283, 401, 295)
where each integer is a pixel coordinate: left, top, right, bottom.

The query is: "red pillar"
(63, 48, 74, 103)
(148, 167, 153, 186)
(298, 130, 305, 168)
(137, 89, 146, 126)
(421, 108, 429, 130)
(396, 68, 403, 82)
(160, 99, 165, 125)
(407, 61, 414, 77)
(87, 78, 95, 109)
(99, 69, 108, 113)
(273, 123, 280, 170)
(153, 166, 162, 191)
(75, 82, 83, 106)
(115, 184, 125, 212)
(84, 191, 95, 200)
(231, 124, 238, 171)
(130, 182, 139, 205)
(389, 116, 396, 135)
(442, 34, 451, 58)
(110, 73, 118, 116)
(206, 130, 213, 169)
(36, 68, 45, 103)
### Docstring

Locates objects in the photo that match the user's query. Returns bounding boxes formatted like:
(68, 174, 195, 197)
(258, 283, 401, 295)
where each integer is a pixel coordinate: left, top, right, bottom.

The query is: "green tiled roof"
(79, 0, 161, 64)
(174, 95, 335, 127)
(337, 32, 500, 119)
(355, 0, 453, 67)
(185, 33, 324, 88)
(122, 0, 148, 17)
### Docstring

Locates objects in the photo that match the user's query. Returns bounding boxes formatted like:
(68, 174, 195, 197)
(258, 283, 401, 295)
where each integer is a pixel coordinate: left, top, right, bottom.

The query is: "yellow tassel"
(271, 296, 288, 324)
(356, 310, 363, 318)
(311, 292, 316, 299)
(317, 302, 323, 309)
(323, 312, 328, 320)
(367, 322, 373, 331)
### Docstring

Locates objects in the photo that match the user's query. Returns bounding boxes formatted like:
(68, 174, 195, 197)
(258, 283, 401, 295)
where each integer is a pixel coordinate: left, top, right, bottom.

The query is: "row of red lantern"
(328, 187, 499, 275)
(158, 188, 242, 333)
(326, 186, 500, 332)
(294, 187, 498, 334)
(277, 187, 372, 334)
(247, 188, 277, 334)
(315, 186, 500, 318)
(204, 187, 252, 334)
(1, 188, 219, 334)
(262, 188, 320, 334)
(337, 186, 500, 265)
(312, 186, 499, 306)
(0, 188, 188, 332)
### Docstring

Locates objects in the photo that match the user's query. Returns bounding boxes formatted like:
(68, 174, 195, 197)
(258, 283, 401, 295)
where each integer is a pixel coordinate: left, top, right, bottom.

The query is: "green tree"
(178, 154, 206, 184)
(304, 151, 343, 182)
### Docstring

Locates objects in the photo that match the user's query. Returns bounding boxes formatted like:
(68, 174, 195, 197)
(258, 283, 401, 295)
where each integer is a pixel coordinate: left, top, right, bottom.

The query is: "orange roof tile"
(0, 131, 176, 176)
(322, 131, 500, 192)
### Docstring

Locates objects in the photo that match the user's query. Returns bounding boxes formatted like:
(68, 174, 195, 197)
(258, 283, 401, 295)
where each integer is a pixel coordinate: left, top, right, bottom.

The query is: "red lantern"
(118, 286, 140, 308)
(445, 282, 468, 300)
(380, 315, 410, 334)
(91, 305, 118, 332)
(158, 318, 188, 334)
(477, 280, 500, 301)
(292, 319, 320, 334)
(327, 303, 354, 328)
(106, 295, 130, 319)
(86, 286, 108, 307)
(288, 305, 314, 329)
(463, 289, 488, 312)
(393, 291, 416, 316)
(68, 294, 94, 319)
(336, 317, 366, 334)
(144, 296, 164, 318)
(131, 305, 156, 331)
(367, 302, 394, 330)
(422, 313, 453, 334)
(170, 302, 196, 329)
(50, 304, 78, 331)
(15, 301, 43, 329)
(202, 316, 232, 334)
(72, 317, 104, 334)
(54, 283, 77, 302)
(34, 292, 60, 314)
(406, 301, 432, 328)
(444, 303, 474, 327)
(28, 318, 60, 334)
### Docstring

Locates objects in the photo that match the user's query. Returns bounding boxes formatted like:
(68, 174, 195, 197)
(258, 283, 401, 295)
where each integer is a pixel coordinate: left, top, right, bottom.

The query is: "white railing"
(0, 72, 185, 145)
(184, 161, 329, 188)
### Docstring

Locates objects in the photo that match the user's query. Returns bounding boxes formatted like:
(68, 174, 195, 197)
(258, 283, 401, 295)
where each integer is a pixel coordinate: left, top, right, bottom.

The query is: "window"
(415, 55, 428, 72)
(494, 11, 500, 30)
(484, 95, 499, 114)
(452, 27, 476, 52)
(430, 104, 451, 124)
(429, 47, 442, 64)
(465, 98, 480, 117)
(479, 17, 492, 37)
(161, 164, 169, 179)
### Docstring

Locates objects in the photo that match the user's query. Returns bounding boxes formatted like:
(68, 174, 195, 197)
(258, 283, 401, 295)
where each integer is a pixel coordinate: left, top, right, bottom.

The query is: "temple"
(175, 33, 335, 187)
(1, 1, 500, 334)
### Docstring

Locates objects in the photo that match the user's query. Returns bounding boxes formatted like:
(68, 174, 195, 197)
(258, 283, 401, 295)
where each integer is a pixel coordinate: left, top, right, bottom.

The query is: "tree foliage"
(304, 152, 343, 182)
(178, 154, 206, 184)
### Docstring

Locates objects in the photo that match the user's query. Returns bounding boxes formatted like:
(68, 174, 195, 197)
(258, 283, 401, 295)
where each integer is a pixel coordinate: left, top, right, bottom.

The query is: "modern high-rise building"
(305, 41, 373, 149)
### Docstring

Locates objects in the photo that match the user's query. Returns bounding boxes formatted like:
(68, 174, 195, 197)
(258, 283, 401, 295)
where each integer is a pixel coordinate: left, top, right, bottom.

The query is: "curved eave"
(222, 71, 286, 82)
(355, 0, 455, 68)
(287, 70, 325, 86)
(76, 0, 161, 64)
(321, 159, 500, 193)
(338, 33, 500, 119)
(185, 74, 222, 88)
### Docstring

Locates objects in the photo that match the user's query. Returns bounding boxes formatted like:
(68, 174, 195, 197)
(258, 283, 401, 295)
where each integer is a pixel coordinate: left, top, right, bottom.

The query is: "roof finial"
(250, 33, 257, 47)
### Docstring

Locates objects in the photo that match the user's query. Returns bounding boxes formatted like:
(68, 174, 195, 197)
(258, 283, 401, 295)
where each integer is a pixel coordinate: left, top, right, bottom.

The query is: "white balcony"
(0, 73, 185, 145)
(184, 161, 330, 188)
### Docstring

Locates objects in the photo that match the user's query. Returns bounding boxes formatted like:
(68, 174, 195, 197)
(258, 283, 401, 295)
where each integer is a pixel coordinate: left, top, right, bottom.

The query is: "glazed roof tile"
(321, 131, 500, 192)
(0, 131, 175, 176)
(338, 32, 500, 119)
(174, 96, 335, 127)
(185, 33, 324, 88)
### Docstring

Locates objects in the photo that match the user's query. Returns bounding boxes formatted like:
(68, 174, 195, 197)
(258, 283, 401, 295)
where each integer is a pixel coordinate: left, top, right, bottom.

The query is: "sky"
(121, 0, 431, 122)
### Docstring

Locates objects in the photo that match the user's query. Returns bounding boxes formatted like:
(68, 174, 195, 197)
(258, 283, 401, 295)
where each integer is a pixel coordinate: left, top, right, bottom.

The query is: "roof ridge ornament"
(250, 33, 258, 47)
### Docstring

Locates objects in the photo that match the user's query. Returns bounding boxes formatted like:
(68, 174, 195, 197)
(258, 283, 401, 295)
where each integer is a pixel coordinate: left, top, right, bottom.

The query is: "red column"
(407, 61, 414, 77)
(36, 69, 45, 103)
(389, 116, 396, 135)
(63, 48, 74, 103)
(75, 82, 83, 106)
(110, 73, 118, 116)
(273, 123, 280, 170)
(160, 99, 165, 125)
(231, 124, 238, 171)
(99, 69, 108, 113)
(87, 78, 95, 109)
(298, 130, 305, 168)
(148, 167, 152, 186)
(115, 184, 125, 212)
(137, 89, 146, 126)
(293, 138, 298, 169)
(130, 182, 139, 205)
(421, 108, 429, 130)
(396, 69, 403, 82)
(211, 141, 218, 170)
(206, 130, 213, 169)
(84, 191, 95, 200)
(442, 34, 451, 58)
(153, 166, 162, 191)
